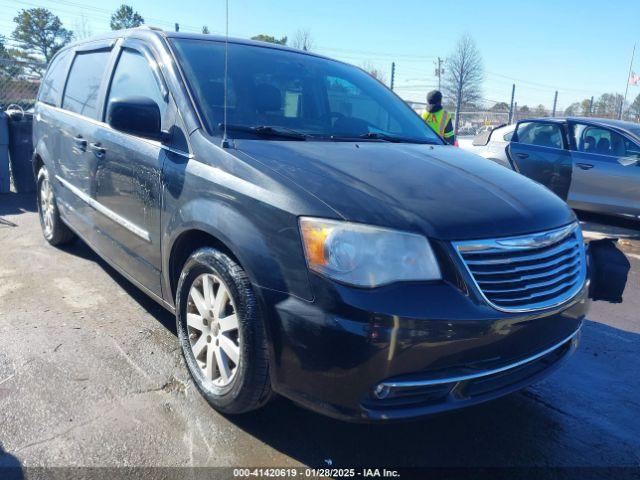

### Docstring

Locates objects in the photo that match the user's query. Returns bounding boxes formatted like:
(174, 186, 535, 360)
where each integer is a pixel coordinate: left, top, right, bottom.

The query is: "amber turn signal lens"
(300, 220, 330, 266)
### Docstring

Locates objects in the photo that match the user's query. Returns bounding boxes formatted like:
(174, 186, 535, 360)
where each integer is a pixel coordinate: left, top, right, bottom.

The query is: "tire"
(36, 166, 75, 246)
(176, 247, 271, 414)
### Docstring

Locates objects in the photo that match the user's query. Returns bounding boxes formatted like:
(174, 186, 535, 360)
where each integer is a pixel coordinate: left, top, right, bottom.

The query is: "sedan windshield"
(170, 38, 442, 144)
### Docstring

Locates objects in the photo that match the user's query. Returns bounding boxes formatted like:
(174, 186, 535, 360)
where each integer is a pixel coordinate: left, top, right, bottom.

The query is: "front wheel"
(176, 247, 271, 414)
(36, 166, 75, 246)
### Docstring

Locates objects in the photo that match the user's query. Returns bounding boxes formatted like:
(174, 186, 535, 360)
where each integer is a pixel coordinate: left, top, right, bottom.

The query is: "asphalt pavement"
(0, 192, 639, 474)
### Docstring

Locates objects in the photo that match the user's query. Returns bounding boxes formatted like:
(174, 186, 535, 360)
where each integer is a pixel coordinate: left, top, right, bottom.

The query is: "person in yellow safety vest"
(421, 90, 455, 145)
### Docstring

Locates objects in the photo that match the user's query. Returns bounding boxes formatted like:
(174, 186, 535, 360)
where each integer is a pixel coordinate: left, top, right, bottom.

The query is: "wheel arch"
(167, 228, 243, 305)
(162, 197, 312, 307)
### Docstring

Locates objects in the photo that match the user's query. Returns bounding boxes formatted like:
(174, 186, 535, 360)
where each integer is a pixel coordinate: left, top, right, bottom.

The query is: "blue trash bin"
(7, 108, 34, 193)
(0, 111, 9, 193)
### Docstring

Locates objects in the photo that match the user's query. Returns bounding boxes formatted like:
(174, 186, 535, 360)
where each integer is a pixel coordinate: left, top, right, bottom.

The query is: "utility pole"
(390, 62, 395, 91)
(589, 96, 594, 116)
(514, 102, 518, 122)
(175, 23, 180, 32)
(434, 57, 444, 91)
(508, 83, 516, 124)
(454, 88, 462, 136)
(621, 43, 636, 120)
(552, 91, 558, 117)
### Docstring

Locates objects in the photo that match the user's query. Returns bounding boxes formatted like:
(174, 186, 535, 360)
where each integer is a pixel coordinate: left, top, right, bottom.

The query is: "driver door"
(507, 120, 572, 201)
(89, 41, 171, 296)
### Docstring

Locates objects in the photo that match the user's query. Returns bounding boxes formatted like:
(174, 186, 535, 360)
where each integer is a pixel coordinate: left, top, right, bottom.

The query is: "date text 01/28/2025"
(232, 468, 400, 478)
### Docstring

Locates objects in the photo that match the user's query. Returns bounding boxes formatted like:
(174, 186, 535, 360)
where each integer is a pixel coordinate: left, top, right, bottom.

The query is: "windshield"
(170, 38, 442, 144)
(629, 127, 640, 139)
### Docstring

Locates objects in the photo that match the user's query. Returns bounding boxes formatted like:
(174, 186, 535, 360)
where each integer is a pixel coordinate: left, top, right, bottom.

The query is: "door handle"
(515, 153, 529, 159)
(576, 163, 594, 170)
(89, 142, 106, 159)
(73, 135, 87, 152)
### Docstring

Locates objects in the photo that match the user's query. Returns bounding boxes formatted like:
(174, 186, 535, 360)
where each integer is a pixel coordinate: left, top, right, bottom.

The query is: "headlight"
(299, 217, 441, 287)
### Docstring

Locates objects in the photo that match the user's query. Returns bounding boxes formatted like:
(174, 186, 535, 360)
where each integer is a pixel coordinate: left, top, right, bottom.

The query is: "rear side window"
(106, 49, 167, 122)
(516, 122, 564, 149)
(39, 50, 71, 106)
(572, 124, 640, 159)
(62, 50, 111, 119)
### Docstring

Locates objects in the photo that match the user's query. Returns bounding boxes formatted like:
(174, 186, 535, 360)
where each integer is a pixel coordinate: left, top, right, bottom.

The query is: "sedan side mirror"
(618, 156, 640, 167)
(107, 96, 163, 141)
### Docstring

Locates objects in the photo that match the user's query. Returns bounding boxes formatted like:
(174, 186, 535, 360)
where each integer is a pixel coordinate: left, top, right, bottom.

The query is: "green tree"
(580, 98, 592, 116)
(0, 35, 23, 77)
(250, 34, 287, 45)
(202, 25, 210, 34)
(110, 4, 144, 30)
(11, 8, 72, 74)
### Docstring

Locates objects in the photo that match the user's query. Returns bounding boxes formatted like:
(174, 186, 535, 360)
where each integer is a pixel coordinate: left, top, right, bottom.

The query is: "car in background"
(508, 118, 640, 220)
(460, 123, 515, 169)
(461, 119, 640, 220)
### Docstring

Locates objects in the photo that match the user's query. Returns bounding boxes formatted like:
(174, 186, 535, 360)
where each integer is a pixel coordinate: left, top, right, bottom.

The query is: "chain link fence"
(0, 59, 43, 111)
(407, 98, 640, 138)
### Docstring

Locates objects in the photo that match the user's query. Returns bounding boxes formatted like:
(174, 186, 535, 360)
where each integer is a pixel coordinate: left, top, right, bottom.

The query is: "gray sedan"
(461, 119, 640, 220)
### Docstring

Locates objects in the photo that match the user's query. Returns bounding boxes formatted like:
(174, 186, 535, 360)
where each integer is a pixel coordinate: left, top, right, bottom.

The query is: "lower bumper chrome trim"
(380, 326, 581, 389)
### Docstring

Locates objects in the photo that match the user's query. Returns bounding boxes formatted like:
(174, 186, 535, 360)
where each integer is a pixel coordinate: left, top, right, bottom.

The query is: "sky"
(1, 0, 639, 111)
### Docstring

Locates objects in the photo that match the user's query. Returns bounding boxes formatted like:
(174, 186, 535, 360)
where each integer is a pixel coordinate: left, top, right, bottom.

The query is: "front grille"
(453, 223, 586, 312)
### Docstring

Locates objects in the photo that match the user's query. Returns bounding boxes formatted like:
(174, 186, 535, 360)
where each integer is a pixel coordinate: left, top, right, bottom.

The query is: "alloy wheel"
(40, 176, 55, 237)
(186, 273, 240, 387)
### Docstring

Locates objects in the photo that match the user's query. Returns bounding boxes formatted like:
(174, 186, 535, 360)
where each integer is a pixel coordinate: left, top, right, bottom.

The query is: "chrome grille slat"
(481, 270, 580, 294)
(470, 250, 579, 275)
(490, 281, 576, 304)
(475, 259, 581, 285)
(464, 243, 578, 265)
(453, 223, 587, 312)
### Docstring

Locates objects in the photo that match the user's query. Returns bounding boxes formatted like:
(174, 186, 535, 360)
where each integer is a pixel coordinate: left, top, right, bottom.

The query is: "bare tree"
(595, 93, 625, 118)
(291, 29, 314, 51)
(361, 61, 387, 85)
(443, 34, 483, 134)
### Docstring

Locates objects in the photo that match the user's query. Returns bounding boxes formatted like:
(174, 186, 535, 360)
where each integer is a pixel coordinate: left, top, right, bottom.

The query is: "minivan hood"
(234, 140, 575, 241)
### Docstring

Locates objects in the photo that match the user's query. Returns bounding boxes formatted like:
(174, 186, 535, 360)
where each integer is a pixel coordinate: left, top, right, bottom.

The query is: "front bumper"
(258, 272, 588, 422)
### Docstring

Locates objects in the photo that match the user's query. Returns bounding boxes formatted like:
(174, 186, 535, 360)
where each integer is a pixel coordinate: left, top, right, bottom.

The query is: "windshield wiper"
(328, 132, 439, 144)
(359, 132, 442, 144)
(358, 132, 404, 142)
(219, 123, 307, 140)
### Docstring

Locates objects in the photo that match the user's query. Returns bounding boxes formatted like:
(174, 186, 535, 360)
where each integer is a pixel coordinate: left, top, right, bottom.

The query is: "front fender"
(162, 196, 313, 306)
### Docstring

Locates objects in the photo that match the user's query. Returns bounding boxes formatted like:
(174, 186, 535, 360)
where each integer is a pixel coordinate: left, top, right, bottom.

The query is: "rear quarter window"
(62, 50, 112, 119)
(39, 50, 72, 106)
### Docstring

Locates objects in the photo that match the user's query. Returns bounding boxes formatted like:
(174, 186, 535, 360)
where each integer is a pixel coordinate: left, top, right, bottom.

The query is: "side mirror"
(107, 96, 162, 141)
(618, 155, 640, 167)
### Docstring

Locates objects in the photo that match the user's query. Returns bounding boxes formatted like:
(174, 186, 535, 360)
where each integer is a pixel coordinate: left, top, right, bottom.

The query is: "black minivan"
(33, 27, 590, 421)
